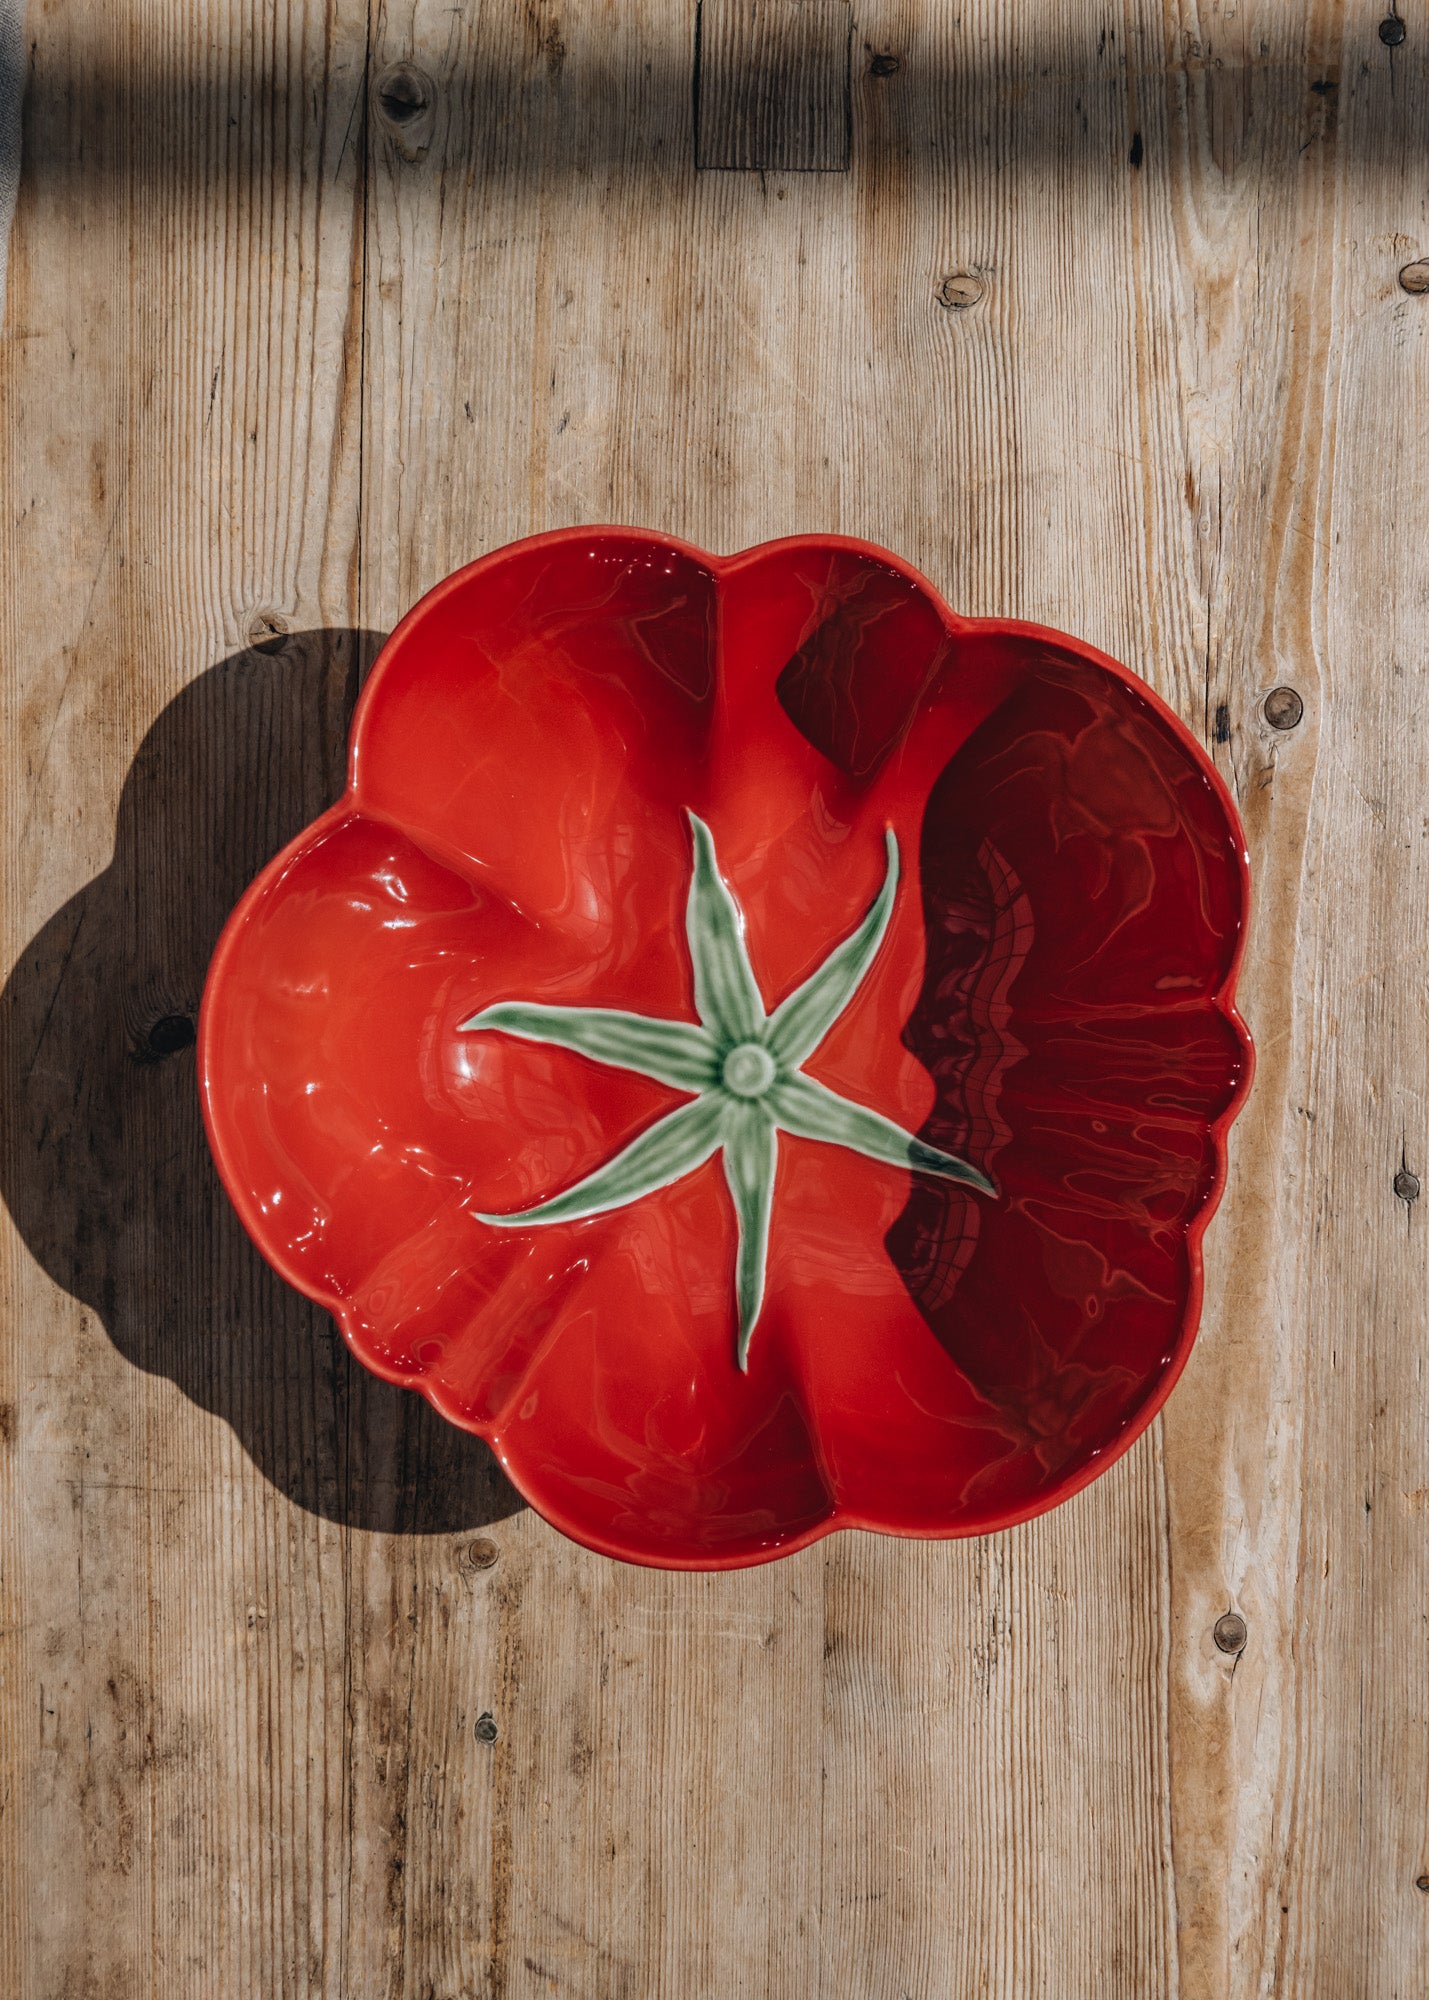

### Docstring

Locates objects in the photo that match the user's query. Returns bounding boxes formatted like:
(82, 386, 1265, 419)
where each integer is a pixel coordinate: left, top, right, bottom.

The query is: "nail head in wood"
(1399, 260, 1429, 295)
(1263, 686, 1303, 731)
(1213, 1611, 1248, 1654)
(1379, 15, 1407, 45)
(467, 1536, 500, 1569)
(475, 1711, 498, 1743)
(936, 272, 985, 311)
(1394, 1169, 1420, 1204)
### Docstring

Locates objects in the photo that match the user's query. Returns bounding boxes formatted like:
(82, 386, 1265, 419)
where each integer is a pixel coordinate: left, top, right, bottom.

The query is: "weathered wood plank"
(1151, 11, 1427, 1996)
(3, 3, 1429, 1996)
(0, 4, 373, 1995)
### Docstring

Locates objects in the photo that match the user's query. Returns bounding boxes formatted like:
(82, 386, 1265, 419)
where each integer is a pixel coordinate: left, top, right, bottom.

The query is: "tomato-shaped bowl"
(199, 529, 1252, 1569)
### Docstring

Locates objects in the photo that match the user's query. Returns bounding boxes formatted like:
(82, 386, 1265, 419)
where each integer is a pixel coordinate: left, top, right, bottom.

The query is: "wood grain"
(696, 0, 852, 172)
(3, 3, 1428, 1995)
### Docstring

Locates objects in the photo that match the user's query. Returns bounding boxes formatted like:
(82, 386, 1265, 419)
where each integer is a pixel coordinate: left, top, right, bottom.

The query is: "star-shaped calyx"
(462, 814, 995, 1368)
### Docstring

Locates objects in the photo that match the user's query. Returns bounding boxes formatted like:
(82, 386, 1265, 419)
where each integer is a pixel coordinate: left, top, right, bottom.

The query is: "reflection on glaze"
(199, 528, 1252, 1569)
(463, 812, 992, 1368)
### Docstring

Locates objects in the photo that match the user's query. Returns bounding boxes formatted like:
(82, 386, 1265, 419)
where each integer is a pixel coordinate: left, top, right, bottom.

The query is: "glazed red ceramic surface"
(200, 529, 1252, 1569)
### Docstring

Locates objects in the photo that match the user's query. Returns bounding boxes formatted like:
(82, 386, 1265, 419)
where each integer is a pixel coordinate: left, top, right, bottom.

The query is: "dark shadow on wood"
(0, 628, 525, 1535)
(10, 19, 1417, 195)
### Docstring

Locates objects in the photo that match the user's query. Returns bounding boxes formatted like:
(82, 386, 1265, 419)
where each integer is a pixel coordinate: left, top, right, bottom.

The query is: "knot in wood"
(1394, 1169, 1420, 1204)
(936, 272, 985, 311)
(1213, 1611, 1248, 1654)
(1263, 686, 1303, 731)
(375, 62, 431, 122)
(246, 610, 289, 648)
(374, 62, 438, 162)
(1399, 260, 1429, 296)
(145, 1014, 196, 1060)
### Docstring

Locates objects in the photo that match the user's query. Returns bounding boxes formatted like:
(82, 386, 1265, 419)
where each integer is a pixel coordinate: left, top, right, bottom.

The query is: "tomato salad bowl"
(199, 529, 1252, 1570)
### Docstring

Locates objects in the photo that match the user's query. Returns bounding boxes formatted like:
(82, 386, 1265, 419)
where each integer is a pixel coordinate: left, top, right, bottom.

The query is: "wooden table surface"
(3, 4, 1427, 1994)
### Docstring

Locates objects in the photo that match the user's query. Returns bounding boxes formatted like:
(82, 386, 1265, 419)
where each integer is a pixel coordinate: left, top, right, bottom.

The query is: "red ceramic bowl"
(200, 529, 1251, 1569)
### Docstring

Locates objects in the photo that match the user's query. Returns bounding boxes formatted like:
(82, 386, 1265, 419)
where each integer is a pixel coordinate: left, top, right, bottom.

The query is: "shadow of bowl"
(0, 627, 524, 1535)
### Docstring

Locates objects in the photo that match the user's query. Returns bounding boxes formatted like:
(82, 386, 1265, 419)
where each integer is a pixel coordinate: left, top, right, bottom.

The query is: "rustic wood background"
(3, 2, 1428, 1994)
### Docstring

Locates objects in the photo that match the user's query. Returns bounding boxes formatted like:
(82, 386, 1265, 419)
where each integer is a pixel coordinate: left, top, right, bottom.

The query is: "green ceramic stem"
(466, 811, 994, 1368)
